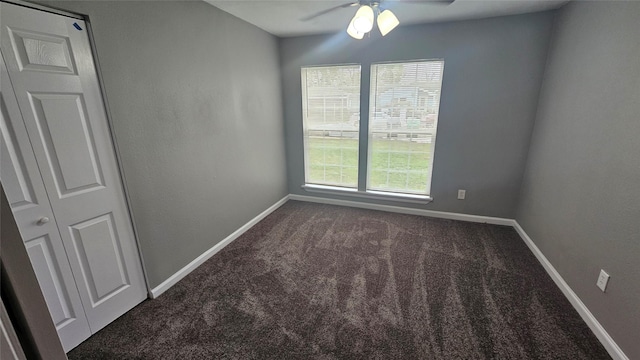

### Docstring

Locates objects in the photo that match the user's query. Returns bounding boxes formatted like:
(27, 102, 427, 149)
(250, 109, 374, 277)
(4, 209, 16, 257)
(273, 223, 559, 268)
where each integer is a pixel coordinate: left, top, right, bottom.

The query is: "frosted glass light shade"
(347, 17, 365, 39)
(352, 5, 374, 33)
(377, 10, 399, 36)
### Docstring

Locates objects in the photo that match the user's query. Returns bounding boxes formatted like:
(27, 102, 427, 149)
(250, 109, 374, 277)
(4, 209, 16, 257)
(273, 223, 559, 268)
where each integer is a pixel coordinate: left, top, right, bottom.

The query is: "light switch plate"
(596, 269, 610, 292)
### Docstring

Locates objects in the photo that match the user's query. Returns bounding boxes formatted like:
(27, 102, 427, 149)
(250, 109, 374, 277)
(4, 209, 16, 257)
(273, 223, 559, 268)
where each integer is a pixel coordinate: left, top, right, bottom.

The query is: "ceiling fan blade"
(300, 2, 359, 22)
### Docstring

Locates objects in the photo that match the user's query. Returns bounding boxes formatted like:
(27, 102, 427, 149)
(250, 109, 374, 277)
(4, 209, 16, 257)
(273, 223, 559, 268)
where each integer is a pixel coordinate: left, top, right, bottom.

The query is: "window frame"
(366, 59, 445, 197)
(300, 59, 445, 203)
(301, 64, 362, 189)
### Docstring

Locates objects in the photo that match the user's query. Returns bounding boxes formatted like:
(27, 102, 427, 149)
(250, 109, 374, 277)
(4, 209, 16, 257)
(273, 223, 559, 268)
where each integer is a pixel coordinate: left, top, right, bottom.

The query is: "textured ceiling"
(204, 0, 568, 37)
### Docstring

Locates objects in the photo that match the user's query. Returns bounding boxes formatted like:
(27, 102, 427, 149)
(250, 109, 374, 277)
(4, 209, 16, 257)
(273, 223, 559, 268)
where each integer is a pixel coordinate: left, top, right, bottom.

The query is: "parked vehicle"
(370, 112, 404, 130)
(349, 111, 406, 131)
(309, 123, 358, 138)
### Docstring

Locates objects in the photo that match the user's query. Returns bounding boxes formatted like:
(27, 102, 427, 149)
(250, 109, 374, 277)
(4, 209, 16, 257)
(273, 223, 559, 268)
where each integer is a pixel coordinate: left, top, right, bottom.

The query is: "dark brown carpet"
(69, 201, 610, 359)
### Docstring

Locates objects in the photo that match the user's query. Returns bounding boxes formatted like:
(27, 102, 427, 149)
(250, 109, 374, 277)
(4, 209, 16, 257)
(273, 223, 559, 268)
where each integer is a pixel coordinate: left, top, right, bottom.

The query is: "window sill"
(301, 184, 433, 205)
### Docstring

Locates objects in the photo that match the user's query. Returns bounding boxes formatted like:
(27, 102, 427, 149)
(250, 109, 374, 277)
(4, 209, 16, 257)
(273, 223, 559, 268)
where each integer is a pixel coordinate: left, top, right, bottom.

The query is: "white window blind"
(367, 60, 444, 195)
(301, 65, 361, 188)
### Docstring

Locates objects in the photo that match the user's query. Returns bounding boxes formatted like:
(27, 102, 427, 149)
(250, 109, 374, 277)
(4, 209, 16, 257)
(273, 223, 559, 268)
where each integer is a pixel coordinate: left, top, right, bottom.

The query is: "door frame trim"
(1, 0, 84, 20)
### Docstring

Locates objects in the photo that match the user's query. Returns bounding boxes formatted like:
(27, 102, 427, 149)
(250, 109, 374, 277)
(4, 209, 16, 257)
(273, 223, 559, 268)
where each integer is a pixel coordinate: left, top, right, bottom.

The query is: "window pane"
(302, 65, 361, 188)
(367, 61, 444, 195)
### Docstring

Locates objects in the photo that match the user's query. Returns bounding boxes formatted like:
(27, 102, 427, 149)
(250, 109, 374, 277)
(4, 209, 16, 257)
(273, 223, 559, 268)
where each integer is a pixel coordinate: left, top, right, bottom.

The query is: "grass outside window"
(307, 137, 432, 193)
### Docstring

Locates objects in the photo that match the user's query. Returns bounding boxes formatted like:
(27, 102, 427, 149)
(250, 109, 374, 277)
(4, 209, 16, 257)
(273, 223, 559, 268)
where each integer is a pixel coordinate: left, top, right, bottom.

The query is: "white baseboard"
(512, 221, 628, 360)
(150, 195, 290, 299)
(289, 194, 514, 226)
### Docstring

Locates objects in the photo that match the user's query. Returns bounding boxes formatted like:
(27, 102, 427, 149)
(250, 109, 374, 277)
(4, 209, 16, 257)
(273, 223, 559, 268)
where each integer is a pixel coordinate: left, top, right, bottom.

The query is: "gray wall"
(46, 1, 288, 288)
(517, 2, 640, 358)
(280, 12, 555, 218)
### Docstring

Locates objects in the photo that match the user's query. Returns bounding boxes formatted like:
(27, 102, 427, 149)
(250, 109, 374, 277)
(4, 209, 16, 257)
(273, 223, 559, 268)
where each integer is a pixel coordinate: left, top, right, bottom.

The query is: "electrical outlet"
(596, 270, 610, 292)
(457, 189, 466, 200)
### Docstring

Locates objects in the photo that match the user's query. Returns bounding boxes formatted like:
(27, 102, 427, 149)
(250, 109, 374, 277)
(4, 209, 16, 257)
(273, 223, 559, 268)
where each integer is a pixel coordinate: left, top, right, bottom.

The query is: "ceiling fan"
(301, 0, 455, 39)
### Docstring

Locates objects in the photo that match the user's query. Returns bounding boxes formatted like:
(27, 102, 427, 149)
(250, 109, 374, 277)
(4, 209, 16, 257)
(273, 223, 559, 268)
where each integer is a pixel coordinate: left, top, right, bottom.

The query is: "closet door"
(1, 54, 91, 351)
(0, 3, 146, 335)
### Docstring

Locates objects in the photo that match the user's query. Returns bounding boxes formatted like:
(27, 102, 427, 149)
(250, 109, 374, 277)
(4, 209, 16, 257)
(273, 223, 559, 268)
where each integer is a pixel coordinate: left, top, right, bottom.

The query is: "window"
(301, 60, 444, 200)
(368, 61, 444, 195)
(301, 65, 361, 188)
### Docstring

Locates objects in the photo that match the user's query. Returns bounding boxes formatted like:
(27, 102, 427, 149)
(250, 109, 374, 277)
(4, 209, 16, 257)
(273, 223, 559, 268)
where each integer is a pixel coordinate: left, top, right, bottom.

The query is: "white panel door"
(1, 2, 146, 336)
(1, 54, 91, 351)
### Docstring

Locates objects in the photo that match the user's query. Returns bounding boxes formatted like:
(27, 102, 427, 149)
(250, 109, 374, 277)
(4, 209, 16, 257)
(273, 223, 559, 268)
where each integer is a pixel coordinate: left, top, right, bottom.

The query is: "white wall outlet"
(596, 269, 610, 292)
(457, 189, 466, 200)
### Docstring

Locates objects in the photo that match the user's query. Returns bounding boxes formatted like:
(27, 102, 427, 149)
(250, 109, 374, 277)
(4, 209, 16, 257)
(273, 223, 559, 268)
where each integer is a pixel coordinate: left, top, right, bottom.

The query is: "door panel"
(28, 92, 105, 196)
(70, 213, 130, 306)
(25, 235, 77, 327)
(1, 1, 147, 348)
(1, 53, 91, 352)
(7, 27, 76, 74)
(0, 97, 37, 209)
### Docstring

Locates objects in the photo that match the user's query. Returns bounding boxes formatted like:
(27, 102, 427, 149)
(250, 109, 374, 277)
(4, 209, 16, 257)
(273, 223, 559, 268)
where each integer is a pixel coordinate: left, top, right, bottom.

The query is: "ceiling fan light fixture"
(351, 5, 374, 33)
(347, 17, 365, 39)
(377, 9, 399, 36)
